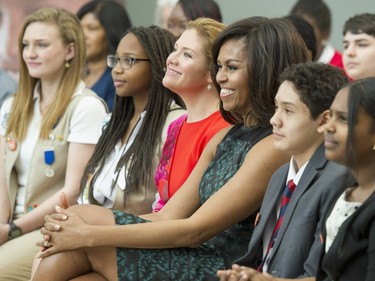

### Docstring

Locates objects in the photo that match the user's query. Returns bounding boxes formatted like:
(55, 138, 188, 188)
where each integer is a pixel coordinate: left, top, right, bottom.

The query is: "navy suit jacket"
(236, 144, 354, 278)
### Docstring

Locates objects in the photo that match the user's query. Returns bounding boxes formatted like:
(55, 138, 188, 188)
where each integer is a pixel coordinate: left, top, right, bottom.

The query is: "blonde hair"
(186, 18, 225, 68)
(7, 7, 85, 140)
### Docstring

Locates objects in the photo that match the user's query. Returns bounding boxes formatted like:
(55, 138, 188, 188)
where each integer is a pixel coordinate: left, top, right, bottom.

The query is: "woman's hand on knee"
(37, 207, 68, 254)
(41, 211, 66, 238)
(37, 207, 89, 258)
(44, 212, 67, 225)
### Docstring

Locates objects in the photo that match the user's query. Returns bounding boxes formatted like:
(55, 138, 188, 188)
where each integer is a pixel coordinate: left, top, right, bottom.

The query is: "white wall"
(126, 0, 375, 51)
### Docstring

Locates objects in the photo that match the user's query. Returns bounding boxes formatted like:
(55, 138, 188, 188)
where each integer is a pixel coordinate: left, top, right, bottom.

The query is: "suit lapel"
(257, 170, 288, 234)
(245, 167, 288, 259)
(269, 144, 327, 259)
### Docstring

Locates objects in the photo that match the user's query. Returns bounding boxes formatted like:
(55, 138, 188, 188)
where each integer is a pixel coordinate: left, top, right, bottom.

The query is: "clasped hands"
(36, 193, 87, 258)
(217, 264, 276, 281)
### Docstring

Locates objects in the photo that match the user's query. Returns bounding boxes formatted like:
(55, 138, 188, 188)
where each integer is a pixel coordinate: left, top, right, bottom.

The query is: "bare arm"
(0, 136, 11, 244)
(12, 142, 95, 234)
(0, 136, 11, 224)
(41, 132, 290, 253)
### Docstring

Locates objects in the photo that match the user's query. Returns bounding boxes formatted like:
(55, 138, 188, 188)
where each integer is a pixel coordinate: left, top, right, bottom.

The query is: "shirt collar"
(286, 156, 309, 185)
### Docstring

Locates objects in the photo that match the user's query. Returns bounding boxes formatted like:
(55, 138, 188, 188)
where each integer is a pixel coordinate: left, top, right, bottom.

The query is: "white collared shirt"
(79, 111, 146, 208)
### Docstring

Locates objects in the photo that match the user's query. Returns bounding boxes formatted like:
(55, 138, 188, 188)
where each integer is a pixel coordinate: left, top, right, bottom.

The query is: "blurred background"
(1, 0, 374, 78)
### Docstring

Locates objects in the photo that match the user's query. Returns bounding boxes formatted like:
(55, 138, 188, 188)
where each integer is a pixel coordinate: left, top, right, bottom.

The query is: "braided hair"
(81, 26, 181, 206)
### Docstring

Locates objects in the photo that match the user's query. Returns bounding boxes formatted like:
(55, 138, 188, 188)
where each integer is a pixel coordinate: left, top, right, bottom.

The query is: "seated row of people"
(0, 4, 374, 281)
(32, 14, 308, 280)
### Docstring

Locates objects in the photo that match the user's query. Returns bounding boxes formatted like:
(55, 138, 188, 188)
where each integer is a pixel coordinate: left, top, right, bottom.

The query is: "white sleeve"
(68, 96, 107, 144)
(0, 97, 13, 137)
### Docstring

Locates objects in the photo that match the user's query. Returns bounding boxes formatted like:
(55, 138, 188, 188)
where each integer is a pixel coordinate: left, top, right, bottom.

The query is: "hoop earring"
(65, 61, 71, 68)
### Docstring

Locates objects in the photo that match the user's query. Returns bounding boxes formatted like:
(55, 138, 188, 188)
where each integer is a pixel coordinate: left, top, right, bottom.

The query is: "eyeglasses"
(107, 55, 150, 70)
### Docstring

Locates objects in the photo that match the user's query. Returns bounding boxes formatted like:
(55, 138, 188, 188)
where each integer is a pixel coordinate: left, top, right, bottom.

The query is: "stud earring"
(207, 83, 212, 90)
(65, 61, 71, 68)
(373, 144, 375, 151)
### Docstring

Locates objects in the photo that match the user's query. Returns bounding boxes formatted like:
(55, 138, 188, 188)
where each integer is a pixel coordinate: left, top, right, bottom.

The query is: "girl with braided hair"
(78, 25, 186, 215)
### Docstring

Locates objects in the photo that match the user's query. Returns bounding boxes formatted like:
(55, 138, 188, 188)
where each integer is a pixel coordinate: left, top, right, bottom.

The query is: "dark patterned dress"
(112, 124, 272, 280)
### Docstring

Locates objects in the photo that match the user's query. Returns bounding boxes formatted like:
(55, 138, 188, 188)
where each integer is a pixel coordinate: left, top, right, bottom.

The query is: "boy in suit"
(218, 62, 353, 280)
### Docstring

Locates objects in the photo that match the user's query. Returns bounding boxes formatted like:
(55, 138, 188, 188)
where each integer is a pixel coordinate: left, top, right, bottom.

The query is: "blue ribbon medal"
(44, 148, 55, 177)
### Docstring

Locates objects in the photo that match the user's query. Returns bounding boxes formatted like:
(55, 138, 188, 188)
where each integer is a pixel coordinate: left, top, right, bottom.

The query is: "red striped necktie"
(257, 179, 296, 271)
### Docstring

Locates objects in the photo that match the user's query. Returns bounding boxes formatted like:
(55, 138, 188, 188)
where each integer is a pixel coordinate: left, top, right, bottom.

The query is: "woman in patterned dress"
(32, 16, 310, 281)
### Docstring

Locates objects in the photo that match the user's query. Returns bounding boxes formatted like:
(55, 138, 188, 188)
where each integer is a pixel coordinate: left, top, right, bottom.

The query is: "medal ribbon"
(44, 149, 55, 165)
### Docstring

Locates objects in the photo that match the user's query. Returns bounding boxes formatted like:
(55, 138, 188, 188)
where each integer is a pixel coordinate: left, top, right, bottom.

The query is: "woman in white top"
(0, 7, 107, 280)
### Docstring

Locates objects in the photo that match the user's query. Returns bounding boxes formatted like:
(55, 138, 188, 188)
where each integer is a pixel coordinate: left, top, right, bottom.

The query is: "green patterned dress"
(113, 124, 272, 280)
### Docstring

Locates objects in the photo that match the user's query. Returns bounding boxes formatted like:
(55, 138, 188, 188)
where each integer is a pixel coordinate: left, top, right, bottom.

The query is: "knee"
(67, 204, 115, 226)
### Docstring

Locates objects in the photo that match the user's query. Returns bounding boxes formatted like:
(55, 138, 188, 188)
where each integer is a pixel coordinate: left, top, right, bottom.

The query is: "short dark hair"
(284, 15, 317, 60)
(178, 0, 222, 22)
(279, 62, 348, 119)
(343, 13, 375, 37)
(77, 0, 132, 55)
(290, 0, 331, 35)
(211, 17, 310, 126)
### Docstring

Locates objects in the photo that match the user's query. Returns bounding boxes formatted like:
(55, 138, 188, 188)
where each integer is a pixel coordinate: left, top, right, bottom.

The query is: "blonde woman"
(0, 7, 107, 280)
